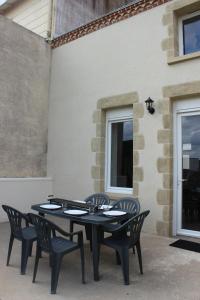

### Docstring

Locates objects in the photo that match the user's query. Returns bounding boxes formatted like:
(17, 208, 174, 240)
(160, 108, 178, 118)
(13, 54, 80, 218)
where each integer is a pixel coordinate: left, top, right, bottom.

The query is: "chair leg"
(49, 254, 53, 268)
(136, 241, 143, 275)
(132, 246, 135, 255)
(119, 248, 129, 285)
(85, 224, 92, 241)
(21, 240, 31, 275)
(85, 224, 92, 251)
(89, 239, 93, 252)
(7, 234, 14, 266)
(97, 244, 101, 266)
(98, 227, 104, 243)
(115, 250, 121, 265)
(51, 255, 62, 294)
(29, 242, 33, 257)
(33, 246, 41, 283)
(70, 221, 74, 241)
(80, 246, 85, 284)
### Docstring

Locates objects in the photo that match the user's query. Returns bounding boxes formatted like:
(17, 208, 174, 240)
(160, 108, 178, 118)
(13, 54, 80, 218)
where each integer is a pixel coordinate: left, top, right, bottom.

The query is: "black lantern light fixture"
(145, 97, 155, 114)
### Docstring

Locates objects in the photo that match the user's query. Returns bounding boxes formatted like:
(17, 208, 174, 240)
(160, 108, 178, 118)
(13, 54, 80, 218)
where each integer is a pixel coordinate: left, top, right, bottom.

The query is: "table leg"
(92, 224, 100, 281)
(39, 212, 45, 217)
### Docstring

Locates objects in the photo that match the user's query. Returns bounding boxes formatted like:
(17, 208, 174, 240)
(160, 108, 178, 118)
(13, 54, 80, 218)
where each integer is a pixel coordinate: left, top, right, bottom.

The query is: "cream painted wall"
(48, 2, 200, 234)
(0, 178, 52, 222)
(4, 0, 51, 38)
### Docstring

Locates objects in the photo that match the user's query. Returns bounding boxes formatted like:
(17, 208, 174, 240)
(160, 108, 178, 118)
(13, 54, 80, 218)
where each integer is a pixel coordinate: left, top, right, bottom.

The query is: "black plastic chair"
(103, 197, 140, 232)
(70, 193, 110, 243)
(2, 205, 37, 275)
(29, 213, 85, 294)
(101, 210, 150, 285)
(84, 193, 110, 206)
(112, 197, 140, 213)
(102, 197, 140, 255)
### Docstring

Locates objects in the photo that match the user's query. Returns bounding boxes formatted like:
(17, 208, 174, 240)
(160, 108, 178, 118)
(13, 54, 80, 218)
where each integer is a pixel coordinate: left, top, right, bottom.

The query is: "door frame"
(173, 98, 200, 238)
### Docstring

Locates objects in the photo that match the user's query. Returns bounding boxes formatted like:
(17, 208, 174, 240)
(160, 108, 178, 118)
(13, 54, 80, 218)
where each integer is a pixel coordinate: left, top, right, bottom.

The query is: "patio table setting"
(31, 197, 133, 281)
(2, 193, 150, 294)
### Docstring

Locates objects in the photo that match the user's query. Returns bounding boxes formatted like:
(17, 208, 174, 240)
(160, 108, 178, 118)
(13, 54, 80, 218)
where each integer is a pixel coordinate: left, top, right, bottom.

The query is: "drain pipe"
(47, 0, 56, 41)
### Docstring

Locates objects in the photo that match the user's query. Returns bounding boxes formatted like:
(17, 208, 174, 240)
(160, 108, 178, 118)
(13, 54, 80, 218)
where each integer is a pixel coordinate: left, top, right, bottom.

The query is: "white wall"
(0, 178, 53, 222)
(48, 2, 200, 234)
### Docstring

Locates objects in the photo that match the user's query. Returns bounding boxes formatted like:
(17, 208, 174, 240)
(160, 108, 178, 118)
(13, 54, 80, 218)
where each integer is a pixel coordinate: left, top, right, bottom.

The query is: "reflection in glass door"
(178, 113, 200, 235)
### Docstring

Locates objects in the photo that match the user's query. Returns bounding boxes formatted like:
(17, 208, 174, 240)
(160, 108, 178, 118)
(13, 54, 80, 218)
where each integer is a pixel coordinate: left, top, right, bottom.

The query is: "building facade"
(0, 0, 142, 38)
(0, 0, 200, 238)
(48, 0, 200, 238)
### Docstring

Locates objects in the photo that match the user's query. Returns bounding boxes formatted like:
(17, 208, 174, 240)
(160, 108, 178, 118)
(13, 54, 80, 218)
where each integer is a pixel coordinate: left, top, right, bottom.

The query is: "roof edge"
(0, 0, 22, 13)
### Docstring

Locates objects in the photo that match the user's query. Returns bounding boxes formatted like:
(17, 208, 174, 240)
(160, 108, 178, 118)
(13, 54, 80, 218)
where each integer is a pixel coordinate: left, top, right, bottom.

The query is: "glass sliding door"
(174, 99, 200, 238)
(181, 114, 200, 232)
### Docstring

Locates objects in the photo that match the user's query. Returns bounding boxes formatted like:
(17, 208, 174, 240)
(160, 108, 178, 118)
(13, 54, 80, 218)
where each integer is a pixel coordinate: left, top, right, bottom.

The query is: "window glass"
(183, 15, 200, 55)
(110, 120, 133, 188)
(181, 115, 200, 232)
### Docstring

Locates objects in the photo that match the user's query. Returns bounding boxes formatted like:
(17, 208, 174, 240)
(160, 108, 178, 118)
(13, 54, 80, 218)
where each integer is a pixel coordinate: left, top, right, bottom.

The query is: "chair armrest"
(106, 217, 137, 234)
(22, 213, 32, 227)
(72, 230, 83, 246)
(53, 224, 83, 245)
(109, 210, 150, 235)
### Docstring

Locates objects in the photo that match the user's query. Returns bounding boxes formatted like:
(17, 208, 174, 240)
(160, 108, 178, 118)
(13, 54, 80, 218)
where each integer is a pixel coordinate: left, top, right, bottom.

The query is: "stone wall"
(0, 16, 51, 177)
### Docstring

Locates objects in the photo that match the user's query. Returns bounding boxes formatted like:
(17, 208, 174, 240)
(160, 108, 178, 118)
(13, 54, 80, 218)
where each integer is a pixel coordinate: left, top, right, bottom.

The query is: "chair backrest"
(2, 205, 27, 239)
(129, 210, 150, 243)
(85, 193, 110, 206)
(29, 213, 56, 253)
(115, 210, 150, 244)
(112, 197, 140, 215)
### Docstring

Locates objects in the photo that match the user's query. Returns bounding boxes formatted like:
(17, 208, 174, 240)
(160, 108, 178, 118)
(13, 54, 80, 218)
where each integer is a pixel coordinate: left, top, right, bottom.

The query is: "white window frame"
(173, 99, 200, 238)
(105, 107, 133, 194)
(178, 10, 200, 56)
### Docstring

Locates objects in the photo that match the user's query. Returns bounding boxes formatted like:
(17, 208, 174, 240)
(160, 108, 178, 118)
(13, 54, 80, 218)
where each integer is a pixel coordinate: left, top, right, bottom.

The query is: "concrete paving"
(0, 221, 200, 300)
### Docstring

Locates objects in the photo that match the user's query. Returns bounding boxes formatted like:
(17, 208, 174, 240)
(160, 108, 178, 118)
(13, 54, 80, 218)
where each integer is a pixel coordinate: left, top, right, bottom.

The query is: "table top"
(31, 202, 131, 225)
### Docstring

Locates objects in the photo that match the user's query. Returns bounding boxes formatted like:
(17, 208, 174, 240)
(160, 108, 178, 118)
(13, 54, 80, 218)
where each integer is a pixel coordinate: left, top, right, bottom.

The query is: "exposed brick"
(163, 205, 173, 222)
(134, 135, 145, 150)
(163, 114, 172, 129)
(156, 221, 172, 237)
(133, 103, 144, 118)
(157, 157, 172, 173)
(133, 167, 143, 182)
(157, 189, 172, 205)
(158, 130, 172, 144)
(133, 151, 139, 166)
(163, 144, 173, 157)
(163, 173, 173, 189)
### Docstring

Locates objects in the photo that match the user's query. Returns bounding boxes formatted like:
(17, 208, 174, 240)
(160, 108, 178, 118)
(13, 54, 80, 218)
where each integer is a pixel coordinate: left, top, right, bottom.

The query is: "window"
(179, 11, 200, 55)
(105, 108, 133, 194)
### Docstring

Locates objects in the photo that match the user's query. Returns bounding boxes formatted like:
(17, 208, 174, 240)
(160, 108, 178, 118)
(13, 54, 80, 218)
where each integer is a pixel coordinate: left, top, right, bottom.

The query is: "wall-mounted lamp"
(145, 97, 155, 114)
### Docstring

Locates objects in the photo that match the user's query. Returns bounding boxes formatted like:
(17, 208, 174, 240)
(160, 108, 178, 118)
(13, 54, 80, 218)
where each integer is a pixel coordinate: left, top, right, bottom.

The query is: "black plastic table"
(31, 201, 131, 281)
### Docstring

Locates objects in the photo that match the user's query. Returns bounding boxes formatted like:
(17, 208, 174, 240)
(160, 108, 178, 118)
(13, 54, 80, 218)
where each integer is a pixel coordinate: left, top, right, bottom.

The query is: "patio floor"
(0, 220, 200, 300)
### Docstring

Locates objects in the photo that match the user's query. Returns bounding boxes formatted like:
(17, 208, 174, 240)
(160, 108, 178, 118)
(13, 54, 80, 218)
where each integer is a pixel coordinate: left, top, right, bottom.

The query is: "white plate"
(64, 209, 88, 216)
(40, 204, 62, 210)
(103, 210, 127, 216)
(99, 205, 113, 210)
